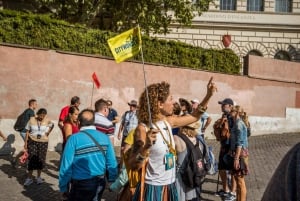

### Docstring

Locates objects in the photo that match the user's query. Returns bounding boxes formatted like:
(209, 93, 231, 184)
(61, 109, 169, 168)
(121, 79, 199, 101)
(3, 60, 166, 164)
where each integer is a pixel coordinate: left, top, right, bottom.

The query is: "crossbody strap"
(178, 133, 199, 151)
(197, 136, 207, 157)
(81, 130, 106, 156)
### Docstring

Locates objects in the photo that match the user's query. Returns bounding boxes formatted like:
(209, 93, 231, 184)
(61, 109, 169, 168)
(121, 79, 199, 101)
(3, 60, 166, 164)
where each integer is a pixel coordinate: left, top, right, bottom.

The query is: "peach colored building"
(0, 45, 299, 152)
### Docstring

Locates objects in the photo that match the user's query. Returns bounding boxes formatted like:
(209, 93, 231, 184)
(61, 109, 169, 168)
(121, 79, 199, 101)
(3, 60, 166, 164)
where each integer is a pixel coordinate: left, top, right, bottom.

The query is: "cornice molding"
(169, 11, 300, 31)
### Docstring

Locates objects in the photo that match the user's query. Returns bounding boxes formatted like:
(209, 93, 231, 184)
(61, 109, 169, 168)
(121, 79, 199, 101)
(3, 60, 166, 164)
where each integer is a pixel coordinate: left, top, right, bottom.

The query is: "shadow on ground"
(0, 162, 61, 201)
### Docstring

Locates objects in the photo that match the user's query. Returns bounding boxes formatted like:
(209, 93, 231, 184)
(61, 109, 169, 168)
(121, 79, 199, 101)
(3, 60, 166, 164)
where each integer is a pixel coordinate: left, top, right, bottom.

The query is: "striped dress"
(132, 120, 178, 201)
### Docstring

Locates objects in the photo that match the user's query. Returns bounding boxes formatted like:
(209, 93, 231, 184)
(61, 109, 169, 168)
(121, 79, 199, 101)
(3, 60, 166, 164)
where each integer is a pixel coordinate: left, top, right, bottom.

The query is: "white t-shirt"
(145, 120, 176, 185)
(198, 112, 209, 135)
(26, 117, 54, 141)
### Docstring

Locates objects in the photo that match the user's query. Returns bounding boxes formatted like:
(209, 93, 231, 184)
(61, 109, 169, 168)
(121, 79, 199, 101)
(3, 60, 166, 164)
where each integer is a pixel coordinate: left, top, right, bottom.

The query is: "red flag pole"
(91, 72, 100, 108)
(92, 72, 101, 89)
(91, 81, 94, 108)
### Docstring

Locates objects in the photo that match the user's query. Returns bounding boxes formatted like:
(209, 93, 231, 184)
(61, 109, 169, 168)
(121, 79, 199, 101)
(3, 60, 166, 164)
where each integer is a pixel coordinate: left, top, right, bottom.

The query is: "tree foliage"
(30, 0, 214, 34)
(0, 9, 241, 74)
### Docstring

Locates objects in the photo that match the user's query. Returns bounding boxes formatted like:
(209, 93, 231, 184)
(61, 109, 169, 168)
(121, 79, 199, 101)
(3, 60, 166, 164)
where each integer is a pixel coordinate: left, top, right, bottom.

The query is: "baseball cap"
(128, 100, 138, 106)
(191, 99, 200, 104)
(218, 98, 234, 105)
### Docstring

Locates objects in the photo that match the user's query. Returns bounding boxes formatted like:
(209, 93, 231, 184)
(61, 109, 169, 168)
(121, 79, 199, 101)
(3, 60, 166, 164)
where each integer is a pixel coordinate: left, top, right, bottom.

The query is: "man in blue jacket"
(59, 108, 118, 201)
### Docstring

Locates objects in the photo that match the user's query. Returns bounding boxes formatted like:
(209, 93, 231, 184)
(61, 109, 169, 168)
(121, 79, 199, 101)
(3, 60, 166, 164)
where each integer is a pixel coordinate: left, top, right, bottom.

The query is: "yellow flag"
(107, 27, 142, 63)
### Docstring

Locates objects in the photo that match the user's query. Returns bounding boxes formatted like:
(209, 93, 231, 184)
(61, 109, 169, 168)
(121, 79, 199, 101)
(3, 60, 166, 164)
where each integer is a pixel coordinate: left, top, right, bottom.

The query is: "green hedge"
(0, 9, 241, 74)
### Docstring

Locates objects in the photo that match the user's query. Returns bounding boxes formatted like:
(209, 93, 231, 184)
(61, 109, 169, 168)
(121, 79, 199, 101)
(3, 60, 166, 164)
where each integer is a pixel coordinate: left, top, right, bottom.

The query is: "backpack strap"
(177, 133, 199, 152)
(122, 111, 130, 124)
(197, 135, 208, 158)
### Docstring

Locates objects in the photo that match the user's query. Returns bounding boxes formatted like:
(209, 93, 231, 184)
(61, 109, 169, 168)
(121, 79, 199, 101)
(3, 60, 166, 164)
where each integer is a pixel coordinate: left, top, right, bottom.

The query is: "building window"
(248, 50, 263, 56)
(275, 0, 292, 12)
(220, 0, 237, 10)
(247, 0, 264, 11)
(274, 50, 291, 61)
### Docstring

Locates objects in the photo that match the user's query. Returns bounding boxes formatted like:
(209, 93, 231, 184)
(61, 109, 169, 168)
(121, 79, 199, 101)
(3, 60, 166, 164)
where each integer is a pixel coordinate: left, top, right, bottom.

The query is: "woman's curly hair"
(138, 81, 170, 125)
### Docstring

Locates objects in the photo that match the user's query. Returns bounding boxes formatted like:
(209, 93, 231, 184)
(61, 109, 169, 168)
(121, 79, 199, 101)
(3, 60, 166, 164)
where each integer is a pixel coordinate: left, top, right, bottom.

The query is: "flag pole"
(91, 82, 94, 108)
(138, 25, 153, 129)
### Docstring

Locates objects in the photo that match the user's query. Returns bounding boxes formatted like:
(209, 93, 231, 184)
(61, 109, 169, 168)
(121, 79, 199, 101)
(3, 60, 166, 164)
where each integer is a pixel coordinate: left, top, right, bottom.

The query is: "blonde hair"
(233, 105, 250, 127)
(232, 105, 242, 113)
(180, 126, 197, 137)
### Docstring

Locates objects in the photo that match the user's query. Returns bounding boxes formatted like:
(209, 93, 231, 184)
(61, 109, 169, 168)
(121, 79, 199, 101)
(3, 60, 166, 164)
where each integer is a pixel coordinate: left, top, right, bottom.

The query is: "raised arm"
(167, 77, 217, 127)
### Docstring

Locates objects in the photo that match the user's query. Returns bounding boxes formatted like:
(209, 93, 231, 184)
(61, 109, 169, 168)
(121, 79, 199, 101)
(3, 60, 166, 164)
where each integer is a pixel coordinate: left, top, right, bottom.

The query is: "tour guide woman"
(127, 77, 217, 201)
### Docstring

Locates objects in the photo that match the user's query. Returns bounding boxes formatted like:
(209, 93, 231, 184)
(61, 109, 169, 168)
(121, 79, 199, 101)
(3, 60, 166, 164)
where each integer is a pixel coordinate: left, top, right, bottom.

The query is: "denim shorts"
(19, 132, 26, 141)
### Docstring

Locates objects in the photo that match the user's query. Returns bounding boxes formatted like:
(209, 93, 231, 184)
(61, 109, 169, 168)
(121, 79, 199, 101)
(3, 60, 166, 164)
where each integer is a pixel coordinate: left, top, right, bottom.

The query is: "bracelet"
(197, 105, 207, 113)
(234, 157, 239, 160)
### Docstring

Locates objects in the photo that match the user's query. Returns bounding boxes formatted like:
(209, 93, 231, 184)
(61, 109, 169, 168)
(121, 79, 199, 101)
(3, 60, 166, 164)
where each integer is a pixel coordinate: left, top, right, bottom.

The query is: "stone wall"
(0, 44, 299, 153)
(247, 55, 300, 82)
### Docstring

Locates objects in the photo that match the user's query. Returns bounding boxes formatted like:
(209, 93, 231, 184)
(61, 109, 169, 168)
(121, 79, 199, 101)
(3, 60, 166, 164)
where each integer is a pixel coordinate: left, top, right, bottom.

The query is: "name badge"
(165, 153, 174, 170)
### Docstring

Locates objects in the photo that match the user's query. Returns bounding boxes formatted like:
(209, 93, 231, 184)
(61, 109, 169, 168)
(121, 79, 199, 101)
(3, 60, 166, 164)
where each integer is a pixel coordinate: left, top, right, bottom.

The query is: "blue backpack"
(197, 136, 218, 175)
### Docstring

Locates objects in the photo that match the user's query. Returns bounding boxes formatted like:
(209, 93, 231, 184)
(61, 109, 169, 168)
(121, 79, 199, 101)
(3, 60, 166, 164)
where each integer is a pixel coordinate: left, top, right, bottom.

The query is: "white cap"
(191, 99, 200, 104)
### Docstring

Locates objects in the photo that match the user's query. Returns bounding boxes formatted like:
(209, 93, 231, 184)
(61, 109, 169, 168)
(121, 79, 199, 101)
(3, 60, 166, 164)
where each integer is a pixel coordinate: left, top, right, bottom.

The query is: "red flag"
(92, 72, 101, 89)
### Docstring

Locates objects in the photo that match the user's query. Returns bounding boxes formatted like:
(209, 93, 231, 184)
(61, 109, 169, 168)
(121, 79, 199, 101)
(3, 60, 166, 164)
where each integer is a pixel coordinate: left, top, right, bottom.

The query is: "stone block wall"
(154, 0, 300, 68)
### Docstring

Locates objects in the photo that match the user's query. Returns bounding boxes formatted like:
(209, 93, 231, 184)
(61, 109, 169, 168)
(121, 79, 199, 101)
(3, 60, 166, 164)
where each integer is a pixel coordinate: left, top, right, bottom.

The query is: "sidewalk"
(0, 132, 299, 201)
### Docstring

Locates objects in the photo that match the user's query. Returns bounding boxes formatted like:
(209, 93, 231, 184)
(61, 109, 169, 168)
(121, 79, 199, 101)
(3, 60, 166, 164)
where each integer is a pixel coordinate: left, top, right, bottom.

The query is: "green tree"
(32, 0, 214, 34)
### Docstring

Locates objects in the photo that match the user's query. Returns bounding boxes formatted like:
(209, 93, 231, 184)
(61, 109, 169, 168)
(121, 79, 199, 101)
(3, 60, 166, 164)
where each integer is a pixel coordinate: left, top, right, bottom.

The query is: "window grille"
(248, 50, 263, 56)
(220, 0, 237, 10)
(247, 0, 264, 11)
(274, 50, 291, 61)
(275, 0, 292, 12)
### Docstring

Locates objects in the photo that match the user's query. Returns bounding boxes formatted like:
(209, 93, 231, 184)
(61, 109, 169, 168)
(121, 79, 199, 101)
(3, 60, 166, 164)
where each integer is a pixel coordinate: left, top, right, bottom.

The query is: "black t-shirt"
(107, 108, 118, 126)
(21, 108, 35, 132)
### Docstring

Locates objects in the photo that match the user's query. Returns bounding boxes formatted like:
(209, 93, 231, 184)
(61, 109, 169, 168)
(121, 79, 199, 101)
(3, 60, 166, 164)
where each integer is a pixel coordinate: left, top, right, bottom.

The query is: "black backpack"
(13, 109, 29, 131)
(178, 133, 206, 188)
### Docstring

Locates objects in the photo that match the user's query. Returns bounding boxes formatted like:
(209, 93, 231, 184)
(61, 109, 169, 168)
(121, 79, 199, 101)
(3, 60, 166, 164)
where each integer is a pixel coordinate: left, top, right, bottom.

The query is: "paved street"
(0, 132, 299, 201)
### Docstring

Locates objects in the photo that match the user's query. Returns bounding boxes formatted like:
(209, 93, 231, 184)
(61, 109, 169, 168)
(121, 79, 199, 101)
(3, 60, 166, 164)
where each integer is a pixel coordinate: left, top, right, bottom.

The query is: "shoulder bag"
(81, 130, 106, 156)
